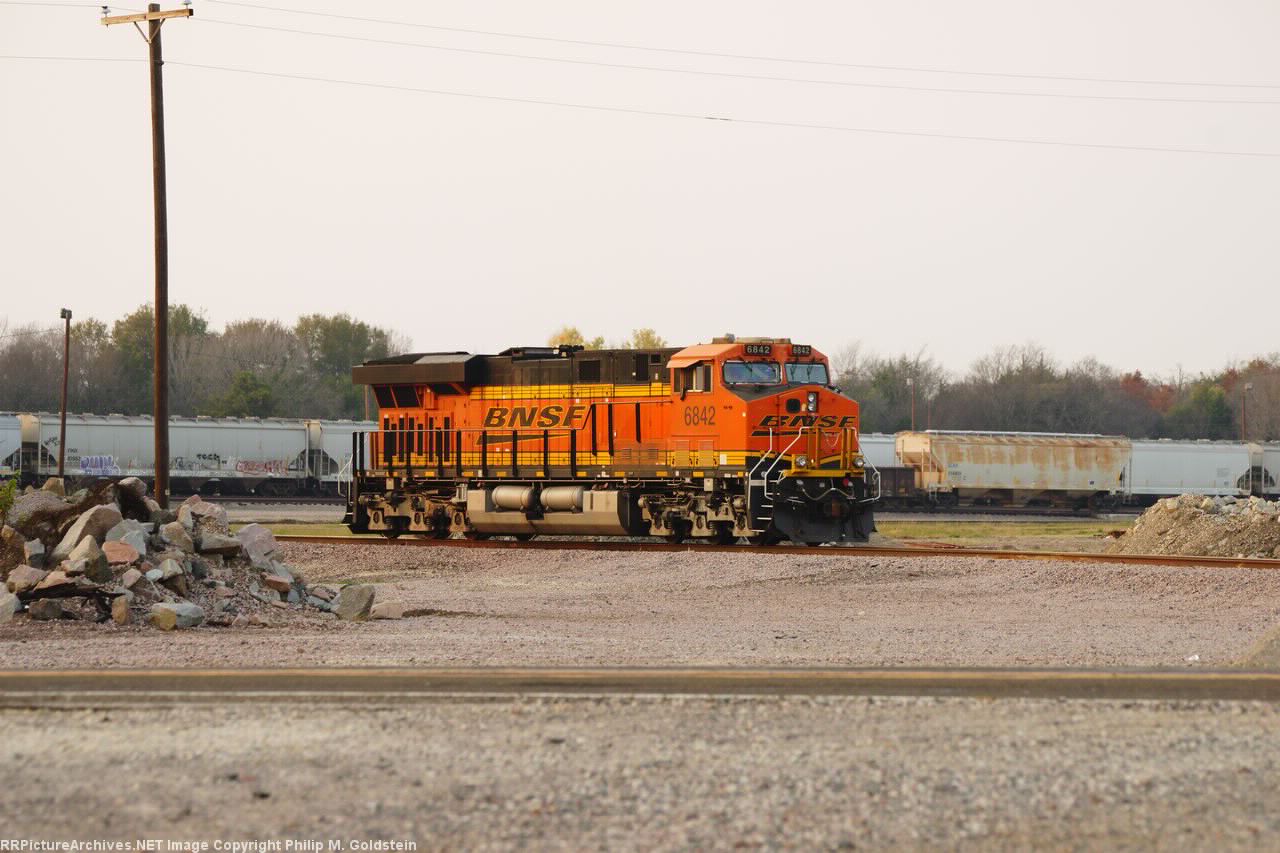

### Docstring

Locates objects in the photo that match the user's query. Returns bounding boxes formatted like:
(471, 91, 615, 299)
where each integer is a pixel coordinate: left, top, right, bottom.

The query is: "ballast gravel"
(3, 542, 1280, 668)
(4, 696, 1279, 849)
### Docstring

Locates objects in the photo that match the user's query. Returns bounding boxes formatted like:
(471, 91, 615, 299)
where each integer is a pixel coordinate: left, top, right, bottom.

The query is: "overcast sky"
(2, 0, 1278, 377)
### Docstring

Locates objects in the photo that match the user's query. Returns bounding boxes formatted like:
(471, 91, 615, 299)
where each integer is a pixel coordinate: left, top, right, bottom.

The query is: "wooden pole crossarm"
(101, 8, 193, 26)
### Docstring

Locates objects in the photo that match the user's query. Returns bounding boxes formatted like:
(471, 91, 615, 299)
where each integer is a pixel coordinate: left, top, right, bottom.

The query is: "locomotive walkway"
(3, 667, 1280, 705)
(274, 534, 1280, 571)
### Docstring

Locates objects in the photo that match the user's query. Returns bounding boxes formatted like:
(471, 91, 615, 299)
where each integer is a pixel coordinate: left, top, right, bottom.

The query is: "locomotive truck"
(344, 337, 879, 545)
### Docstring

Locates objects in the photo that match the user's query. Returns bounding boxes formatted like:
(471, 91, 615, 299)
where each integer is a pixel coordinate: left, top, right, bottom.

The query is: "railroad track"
(1, 667, 1277, 705)
(185, 495, 346, 506)
(273, 534, 1280, 571)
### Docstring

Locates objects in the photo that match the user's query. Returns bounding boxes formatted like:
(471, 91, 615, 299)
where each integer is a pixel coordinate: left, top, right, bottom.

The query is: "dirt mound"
(1106, 494, 1280, 559)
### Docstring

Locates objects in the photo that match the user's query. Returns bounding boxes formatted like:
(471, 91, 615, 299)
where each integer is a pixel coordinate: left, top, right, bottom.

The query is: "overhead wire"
(0, 54, 144, 61)
(193, 17, 1280, 107)
(205, 0, 1280, 91)
(159, 59, 1280, 159)
(1, 53, 1275, 157)
(0, 1, 103, 6)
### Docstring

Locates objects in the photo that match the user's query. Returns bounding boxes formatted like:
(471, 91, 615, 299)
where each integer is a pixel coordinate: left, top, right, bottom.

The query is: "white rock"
(159, 521, 194, 554)
(236, 523, 277, 567)
(371, 601, 405, 620)
(0, 590, 19, 624)
(51, 504, 123, 562)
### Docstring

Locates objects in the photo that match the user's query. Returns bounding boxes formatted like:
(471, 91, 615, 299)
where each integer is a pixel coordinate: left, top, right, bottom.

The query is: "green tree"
(294, 314, 398, 418)
(208, 370, 275, 417)
(110, 304, 210, 414)
(1160, 383, 1235, 439)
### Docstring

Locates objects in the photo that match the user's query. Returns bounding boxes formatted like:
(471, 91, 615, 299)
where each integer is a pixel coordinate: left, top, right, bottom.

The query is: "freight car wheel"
(463, 531, 491, 541)
(514, 533, 536, 542)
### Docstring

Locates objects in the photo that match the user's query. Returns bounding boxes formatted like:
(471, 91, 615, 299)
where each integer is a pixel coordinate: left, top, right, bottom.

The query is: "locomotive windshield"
(786, 362, 829, 385)
(723, 360, 781, 385)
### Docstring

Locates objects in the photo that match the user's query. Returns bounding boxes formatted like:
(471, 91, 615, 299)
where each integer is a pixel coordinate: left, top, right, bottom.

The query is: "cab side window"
(675, 363, 712, 393)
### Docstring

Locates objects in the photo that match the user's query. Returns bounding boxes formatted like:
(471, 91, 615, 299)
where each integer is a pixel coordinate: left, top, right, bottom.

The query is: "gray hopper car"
(0, 412, 373, 497)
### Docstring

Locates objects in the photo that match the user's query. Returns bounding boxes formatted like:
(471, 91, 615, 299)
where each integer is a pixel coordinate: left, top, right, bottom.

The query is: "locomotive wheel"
(747, 529, 783, 546)
(514, 533, 536, 542)
(664, 520, 691, 544)
(381, 530, 401, 540)
(710, 523, 737, 546)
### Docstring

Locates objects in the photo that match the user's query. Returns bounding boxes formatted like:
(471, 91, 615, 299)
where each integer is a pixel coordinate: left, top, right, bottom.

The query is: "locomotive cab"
(664, 337, 876, 544)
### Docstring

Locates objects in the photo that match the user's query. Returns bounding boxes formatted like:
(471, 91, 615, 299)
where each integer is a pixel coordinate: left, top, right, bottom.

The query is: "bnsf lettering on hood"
(758, 414, 858, 429)
(483, 405, 588, 429)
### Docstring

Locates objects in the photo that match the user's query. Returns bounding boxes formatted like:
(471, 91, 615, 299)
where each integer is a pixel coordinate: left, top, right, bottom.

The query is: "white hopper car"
(0, 416, 20, 479)
(1125, 440, 1266, 499)
(0, 412, 372, 496)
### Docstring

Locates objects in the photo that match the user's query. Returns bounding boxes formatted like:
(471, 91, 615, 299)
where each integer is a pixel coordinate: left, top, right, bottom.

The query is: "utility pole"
(907, 377, 915, 431)
(102, 2, 192, 508)
(1243, 382, 1253, 442)
(58, 308, 72, 478)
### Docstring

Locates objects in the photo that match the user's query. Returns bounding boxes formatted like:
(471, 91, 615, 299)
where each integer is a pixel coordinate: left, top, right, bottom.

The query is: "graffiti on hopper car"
(234, 459, 290, 475)
(80, 455, 121, 476)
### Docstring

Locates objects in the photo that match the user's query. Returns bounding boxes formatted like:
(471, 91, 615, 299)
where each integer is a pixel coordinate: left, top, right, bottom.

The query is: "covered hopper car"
(896, 431, 1132, 508)
(345, 337, 878, 544)
(0, 412, 372, 497)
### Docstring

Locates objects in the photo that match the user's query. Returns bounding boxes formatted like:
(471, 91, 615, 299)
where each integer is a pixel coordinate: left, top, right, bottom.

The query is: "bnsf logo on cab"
(483, 405, 588, 429)
(759, 415, 858, 428)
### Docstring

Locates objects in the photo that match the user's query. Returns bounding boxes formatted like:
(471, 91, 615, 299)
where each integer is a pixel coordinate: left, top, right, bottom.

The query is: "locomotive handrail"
(747, 427, 775, 485)
(763, 428, 808, 499)
(862, 457, 882, 503)
(336, 456, 353, 498)
(359, 425, 596, 481)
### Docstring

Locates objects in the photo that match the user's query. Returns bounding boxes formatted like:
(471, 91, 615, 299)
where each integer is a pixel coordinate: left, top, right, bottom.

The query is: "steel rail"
(2, 667, 1279, 704)
(273, 534, 1280, 571)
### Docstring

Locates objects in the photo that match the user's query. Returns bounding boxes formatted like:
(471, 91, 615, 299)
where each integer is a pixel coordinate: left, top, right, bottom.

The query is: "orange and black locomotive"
(345, 336, 878, 545)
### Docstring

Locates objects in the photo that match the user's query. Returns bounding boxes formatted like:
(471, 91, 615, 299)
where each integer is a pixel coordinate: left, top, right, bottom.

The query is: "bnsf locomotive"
(344, 337, 878, 545)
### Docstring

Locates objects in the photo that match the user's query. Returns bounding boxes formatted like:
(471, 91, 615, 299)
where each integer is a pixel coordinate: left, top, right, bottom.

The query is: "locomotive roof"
(353, 346, 680, 388)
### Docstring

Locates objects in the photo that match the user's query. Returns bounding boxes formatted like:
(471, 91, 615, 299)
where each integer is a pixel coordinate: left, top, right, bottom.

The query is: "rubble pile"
(1, 478, 386, 629)
(1106, 493, 1280, 559)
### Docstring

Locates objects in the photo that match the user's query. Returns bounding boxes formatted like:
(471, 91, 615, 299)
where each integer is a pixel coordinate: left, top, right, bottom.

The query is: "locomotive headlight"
(806, 391, 818, 412)
(795, 455, 809, 469)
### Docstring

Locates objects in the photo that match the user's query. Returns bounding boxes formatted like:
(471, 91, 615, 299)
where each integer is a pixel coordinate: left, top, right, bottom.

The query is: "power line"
(3, 53, 1275, 157)
(195, 17, 1280, 107)
(205, 0, 1280, 92)
(0, 54, 144, 61)
(161, 59, 1280, 159)
(0, 1, 101, 6)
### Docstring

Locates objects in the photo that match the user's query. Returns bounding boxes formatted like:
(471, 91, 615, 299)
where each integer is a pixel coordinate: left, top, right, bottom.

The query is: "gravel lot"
(4, 543, 1279, 669)
(5, 695, 1278, 849)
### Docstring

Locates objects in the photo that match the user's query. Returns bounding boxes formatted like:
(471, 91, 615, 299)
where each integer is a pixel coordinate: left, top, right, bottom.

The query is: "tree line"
(0, 306, 406, 420)
(831, 342, 1279, 441)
